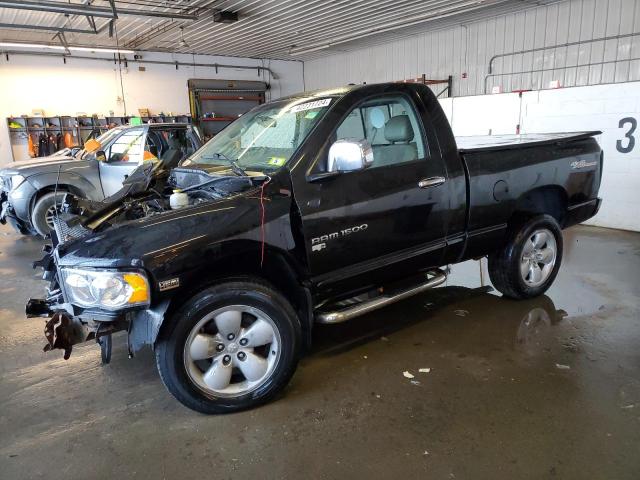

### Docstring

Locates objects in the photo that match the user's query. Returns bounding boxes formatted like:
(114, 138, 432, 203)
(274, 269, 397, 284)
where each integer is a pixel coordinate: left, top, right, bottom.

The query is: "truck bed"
(456, 131, 601, 153)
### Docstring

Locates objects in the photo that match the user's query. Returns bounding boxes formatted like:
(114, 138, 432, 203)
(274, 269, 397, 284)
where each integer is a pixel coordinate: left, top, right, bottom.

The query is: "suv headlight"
(61, 268, 150, 310)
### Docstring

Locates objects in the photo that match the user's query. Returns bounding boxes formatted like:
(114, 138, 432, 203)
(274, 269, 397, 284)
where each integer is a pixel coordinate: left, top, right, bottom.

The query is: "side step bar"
(315, 269, 447, 324)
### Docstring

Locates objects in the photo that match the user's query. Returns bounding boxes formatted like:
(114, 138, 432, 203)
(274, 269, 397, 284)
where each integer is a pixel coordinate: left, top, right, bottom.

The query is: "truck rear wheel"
(488, 214, 563, 299)
(155, 278, 302, 414)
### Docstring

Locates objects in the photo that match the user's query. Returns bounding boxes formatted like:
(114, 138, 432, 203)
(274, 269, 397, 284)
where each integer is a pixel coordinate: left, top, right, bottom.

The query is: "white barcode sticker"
(290, 98, 332, 113)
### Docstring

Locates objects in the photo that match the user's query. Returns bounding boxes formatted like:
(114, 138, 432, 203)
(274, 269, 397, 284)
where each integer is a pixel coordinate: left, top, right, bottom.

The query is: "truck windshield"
(182, 97, 334, 172)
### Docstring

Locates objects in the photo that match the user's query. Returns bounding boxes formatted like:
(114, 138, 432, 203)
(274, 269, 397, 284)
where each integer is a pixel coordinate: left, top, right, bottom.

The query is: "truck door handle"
(418, 176, 446, 189)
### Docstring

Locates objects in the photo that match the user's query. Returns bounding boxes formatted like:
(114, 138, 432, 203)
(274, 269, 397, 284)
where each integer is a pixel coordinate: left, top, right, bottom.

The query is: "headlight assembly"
(61, 268, 150, 310)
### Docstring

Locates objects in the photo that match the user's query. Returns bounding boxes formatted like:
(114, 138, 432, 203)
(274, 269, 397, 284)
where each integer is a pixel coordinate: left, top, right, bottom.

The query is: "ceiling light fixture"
(0, 42, 134, 54)
(213, 10, 239, 23)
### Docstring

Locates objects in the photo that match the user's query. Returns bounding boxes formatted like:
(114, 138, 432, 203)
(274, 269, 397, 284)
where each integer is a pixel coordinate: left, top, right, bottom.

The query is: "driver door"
(98, 127, 147, 197)
(297, 92, 450, 291)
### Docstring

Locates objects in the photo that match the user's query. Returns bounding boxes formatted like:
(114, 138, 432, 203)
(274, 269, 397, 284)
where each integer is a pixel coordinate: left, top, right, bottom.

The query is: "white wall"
(438, 82, 640, 232)
(302, 0, 640, 232)
(304, 0, 640, 97)
(521, 83, 640, 232)
(0, 51, 304, 164)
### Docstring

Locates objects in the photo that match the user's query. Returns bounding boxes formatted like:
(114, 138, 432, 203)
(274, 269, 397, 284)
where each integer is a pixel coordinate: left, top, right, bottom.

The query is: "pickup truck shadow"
(309, 286, 566, 358)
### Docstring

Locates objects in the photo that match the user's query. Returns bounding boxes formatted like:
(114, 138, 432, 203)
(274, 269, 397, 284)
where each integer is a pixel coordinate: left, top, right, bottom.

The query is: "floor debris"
(454, 309, 469, 317)
(380, 336, 389, 342)
(410, 380, 421, 386)
(419, 368, 431, 373)
(403, 371, 415, 379)
(555, 363, 571, 370)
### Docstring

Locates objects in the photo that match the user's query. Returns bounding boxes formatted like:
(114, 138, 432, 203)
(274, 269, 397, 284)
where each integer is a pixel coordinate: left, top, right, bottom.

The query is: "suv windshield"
(78, 127, 125, 159)
(182, 97, 334, 172)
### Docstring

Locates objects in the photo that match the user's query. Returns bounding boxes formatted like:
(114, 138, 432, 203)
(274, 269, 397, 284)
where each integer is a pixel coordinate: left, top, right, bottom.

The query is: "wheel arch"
(29, 183, 87, 217)
(154, 246, 313, 351)
(510, 185, 568, 228)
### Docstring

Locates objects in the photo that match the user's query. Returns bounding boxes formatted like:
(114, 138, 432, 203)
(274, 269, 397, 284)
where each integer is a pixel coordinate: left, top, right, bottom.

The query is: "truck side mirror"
(327, 139, 374, 173)
(95, 150, 107, 162)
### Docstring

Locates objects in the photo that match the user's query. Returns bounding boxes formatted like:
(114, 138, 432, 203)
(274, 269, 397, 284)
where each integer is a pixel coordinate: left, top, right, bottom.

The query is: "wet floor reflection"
(1, 224, 640, 479)
(311, 286, 567, 360)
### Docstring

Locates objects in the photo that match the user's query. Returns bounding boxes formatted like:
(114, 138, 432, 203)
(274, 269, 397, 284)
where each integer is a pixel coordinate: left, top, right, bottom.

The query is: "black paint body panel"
(54, 83, 603, 309)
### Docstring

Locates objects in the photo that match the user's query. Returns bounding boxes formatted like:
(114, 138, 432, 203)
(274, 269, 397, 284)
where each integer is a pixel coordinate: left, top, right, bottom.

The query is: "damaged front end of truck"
(26, 237, 156, 363)
(26, 160, 272, 362)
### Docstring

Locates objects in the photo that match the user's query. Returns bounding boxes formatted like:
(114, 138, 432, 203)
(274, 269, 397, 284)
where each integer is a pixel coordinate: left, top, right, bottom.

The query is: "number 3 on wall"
(617, 117, 637, 154)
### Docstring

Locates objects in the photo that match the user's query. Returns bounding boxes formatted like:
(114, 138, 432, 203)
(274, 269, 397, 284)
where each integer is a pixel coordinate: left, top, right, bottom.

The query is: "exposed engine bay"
(54, 162, 267, 244)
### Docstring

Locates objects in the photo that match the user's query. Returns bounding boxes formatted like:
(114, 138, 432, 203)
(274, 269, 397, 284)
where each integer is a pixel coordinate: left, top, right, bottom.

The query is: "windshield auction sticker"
(290, 98, 332, 113)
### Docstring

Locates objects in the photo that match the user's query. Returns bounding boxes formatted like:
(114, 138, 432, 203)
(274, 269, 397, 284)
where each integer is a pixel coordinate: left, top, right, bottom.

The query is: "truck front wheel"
(488, 215, 563, 299)
(155, 278, 302, 414)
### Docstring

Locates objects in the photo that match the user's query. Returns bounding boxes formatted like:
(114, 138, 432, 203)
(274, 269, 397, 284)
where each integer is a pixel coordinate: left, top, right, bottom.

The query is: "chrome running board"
(315, 269, 447, 324)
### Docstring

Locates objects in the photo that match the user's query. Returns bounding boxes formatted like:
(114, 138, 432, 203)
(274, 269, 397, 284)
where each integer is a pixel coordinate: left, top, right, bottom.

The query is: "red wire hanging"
(259, 179, 269, 267)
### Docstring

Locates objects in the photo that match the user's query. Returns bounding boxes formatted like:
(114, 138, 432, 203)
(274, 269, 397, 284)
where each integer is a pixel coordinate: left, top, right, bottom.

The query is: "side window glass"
(332, 95, 427, 169)
(106, 129, 145, 164)
(145, 131, 163, 161)
(336, 109, 365, 140)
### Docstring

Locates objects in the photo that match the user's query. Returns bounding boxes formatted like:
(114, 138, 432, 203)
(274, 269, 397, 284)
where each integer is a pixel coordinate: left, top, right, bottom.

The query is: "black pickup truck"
(28, 82, 602, 414)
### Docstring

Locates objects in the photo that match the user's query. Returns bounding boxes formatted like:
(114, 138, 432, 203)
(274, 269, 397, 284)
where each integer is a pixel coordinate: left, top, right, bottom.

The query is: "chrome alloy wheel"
(184, 305, 281, 398)
(45, 204, 59, 229)
(520, 228, 557, 287)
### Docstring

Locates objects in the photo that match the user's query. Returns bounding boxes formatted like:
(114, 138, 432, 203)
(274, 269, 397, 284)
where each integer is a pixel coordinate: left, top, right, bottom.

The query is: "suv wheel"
(488, 214, 563, 299)
(32, 191, 65, 237)
(155, 278, 302, 414)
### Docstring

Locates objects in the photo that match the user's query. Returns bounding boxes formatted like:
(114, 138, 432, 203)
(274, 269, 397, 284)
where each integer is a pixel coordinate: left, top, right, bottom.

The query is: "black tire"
(488, 214, 563, 299)
(155, 278, 302, 414)
(99, 334, 112, 365)
(31, 191, 65, 237)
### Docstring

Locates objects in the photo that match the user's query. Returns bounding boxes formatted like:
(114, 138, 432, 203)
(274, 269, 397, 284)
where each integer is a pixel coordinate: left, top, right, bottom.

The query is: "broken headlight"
(61, 268, 150, 310)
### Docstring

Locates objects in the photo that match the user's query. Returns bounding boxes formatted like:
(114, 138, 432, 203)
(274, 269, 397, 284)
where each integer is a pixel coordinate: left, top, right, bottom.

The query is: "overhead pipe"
(0, 0, 199, 20)
(0, 22, 99, 34)
(487, 31, 640, 74)
(0, 49, 278, 79)
(483, 57, 640, 94)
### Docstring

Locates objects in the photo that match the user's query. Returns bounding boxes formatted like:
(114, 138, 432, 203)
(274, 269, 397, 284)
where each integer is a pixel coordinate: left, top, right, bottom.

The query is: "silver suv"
(0, 123, 201, 236)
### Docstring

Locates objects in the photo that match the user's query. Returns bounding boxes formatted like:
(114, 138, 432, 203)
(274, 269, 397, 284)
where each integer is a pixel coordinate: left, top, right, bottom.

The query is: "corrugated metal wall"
(304, 0, 640, 96)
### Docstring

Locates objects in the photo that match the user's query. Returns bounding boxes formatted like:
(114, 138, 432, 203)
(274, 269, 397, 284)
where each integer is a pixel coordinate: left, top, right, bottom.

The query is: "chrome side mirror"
(327, 139, 373, 173)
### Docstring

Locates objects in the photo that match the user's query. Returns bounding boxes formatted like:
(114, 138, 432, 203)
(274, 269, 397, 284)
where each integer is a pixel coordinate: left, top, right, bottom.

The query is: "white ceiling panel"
(0, 0, 560, 60)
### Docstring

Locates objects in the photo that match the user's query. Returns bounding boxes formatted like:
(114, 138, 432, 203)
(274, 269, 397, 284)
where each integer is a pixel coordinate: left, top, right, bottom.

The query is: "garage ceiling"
(0, 0, 559, 60)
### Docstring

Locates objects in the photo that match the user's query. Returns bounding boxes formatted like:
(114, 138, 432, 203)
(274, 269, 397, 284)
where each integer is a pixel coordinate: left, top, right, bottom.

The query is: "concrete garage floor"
(0, 224, 639, 480)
